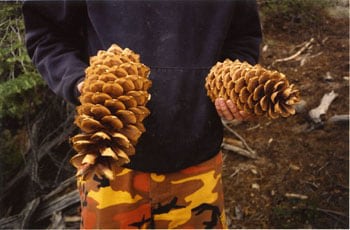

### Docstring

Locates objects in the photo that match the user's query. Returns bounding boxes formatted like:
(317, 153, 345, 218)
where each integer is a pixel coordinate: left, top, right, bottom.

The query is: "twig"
(48, 211, 66, 229)
(314, 208, 348, 226)
(273, 38, 315, 65)
(0, 198, 40, 229)
(327, 114, 349, 125)
(0, 122, 76, 203)
(20, 198, 41, 229)
(222, 120, 257, 157)
(298, 206, 348, 226)
(222, 143, 258, 159)
(285, 193, 308, 200)
(27, 115, 43, 189)
(246, 124, 260, 131)
(317, 162, 330, 173)
(0, 188, 80, 229)
(39, 109, 75, 147)
(0, 104, 76, 202)
(35, 190, 80, 222)
(64, 215, 81, 223)
(299, 51, 323, 66)
(223, 137, 244, 148)
(229, 168, 240, 178)
(42, 176, 77, 202)
(314, 207, 348, 218)
(303, 180, 319, 190)
(54, 149, 75, 185)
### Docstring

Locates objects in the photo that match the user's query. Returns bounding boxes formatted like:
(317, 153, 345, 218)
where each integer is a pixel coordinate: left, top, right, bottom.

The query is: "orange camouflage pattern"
(77, 153, 227, 229)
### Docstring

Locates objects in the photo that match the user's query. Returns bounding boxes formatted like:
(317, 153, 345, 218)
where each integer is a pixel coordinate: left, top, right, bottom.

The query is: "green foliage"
(0, 2, 45, 120)
(0, 73, 44, 119)
(0, 2, 46, 184)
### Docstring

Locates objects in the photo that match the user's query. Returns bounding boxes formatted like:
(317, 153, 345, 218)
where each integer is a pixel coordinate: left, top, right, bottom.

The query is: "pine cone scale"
(70, 44, 152, 180)
(205, 59, 300, 119)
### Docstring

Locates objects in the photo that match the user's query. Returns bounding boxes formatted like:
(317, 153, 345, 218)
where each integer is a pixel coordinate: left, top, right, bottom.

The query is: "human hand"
(214, 98, 253, 121)
(77, 81, 84, 93)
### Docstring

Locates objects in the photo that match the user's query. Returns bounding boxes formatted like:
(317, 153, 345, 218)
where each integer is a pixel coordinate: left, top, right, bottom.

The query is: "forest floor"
(222, 4, 349, 229)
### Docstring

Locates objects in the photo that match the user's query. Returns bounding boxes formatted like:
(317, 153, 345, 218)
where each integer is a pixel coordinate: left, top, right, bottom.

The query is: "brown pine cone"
(205, 59, 300, 119)
(70, 44, 152, 180)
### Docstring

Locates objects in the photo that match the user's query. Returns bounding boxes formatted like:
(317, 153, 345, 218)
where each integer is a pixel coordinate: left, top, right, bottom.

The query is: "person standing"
(23, 1, 262, 228)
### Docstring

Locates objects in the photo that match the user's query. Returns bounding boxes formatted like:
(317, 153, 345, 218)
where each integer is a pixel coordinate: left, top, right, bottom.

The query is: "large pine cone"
(205, 59, 300, 119)
(70, 44, 152, 180)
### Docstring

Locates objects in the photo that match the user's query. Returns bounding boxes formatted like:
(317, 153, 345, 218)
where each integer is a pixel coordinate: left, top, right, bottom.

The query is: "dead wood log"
(0, 119, 76, 203)
(35, 189, 80, 222)
(41, 176, 77, 202)
(20, 198, 41, 229)
(47, 211, 66, 229)
(309, 90, 338, 123)
(0, 198, 40, 229)
(35, 176, 79, 222)
(0, 191, 79, 228)
(0, 176, 79, 229)
(0, 213, 21, 229)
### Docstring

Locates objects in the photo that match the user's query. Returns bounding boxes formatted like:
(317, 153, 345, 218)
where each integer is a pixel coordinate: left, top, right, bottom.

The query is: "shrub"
(0, 2, 45, 120)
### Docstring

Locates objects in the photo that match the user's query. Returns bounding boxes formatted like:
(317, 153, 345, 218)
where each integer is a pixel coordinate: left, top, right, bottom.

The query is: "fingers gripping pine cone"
(205, 59, 301, 119)
(70, 44, 152, 180)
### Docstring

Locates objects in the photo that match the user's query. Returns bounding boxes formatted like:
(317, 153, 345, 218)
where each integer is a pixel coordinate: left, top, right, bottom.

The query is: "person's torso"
(83, 1, 238, 172)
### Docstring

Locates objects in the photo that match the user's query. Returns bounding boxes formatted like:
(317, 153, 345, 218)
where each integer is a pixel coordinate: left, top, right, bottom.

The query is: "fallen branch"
(0, 198, 40, 229)
(309, 90, 338, 123)
(20, 198, 41, 229)
(35, 190, 80, 222)
(0, 176, 79, 228)
(299, 51, 323, 66)
(42, 176, 77, 202)
(48, 212, 66, 229)
(327, 114, 349, 125)
(273, 38, 315, 64)
(222, 142, 258, 159)
(223, 137, 244, 148)
(0, 117, 76, 203)
(64, 215, 81, 223)
(222, 120, 257, 158)
(36, 176, 79, 222)
(0, 214, 20, 229)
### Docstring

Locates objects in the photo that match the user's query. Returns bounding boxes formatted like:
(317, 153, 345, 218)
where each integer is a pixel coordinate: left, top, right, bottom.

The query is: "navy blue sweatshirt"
(23, 0, 262, 173)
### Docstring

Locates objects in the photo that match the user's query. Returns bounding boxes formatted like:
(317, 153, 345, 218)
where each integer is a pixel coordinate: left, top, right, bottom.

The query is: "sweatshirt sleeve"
(220, 0, 262, 65)
(22, 1, 88, 104)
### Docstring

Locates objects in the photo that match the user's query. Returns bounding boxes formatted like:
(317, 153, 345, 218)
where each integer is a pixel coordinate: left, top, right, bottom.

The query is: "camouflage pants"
(77, 153, 227, 229)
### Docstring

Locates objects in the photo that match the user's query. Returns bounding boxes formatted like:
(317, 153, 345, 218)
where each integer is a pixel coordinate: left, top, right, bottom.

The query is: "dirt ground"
(222, 5, 349, 229)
